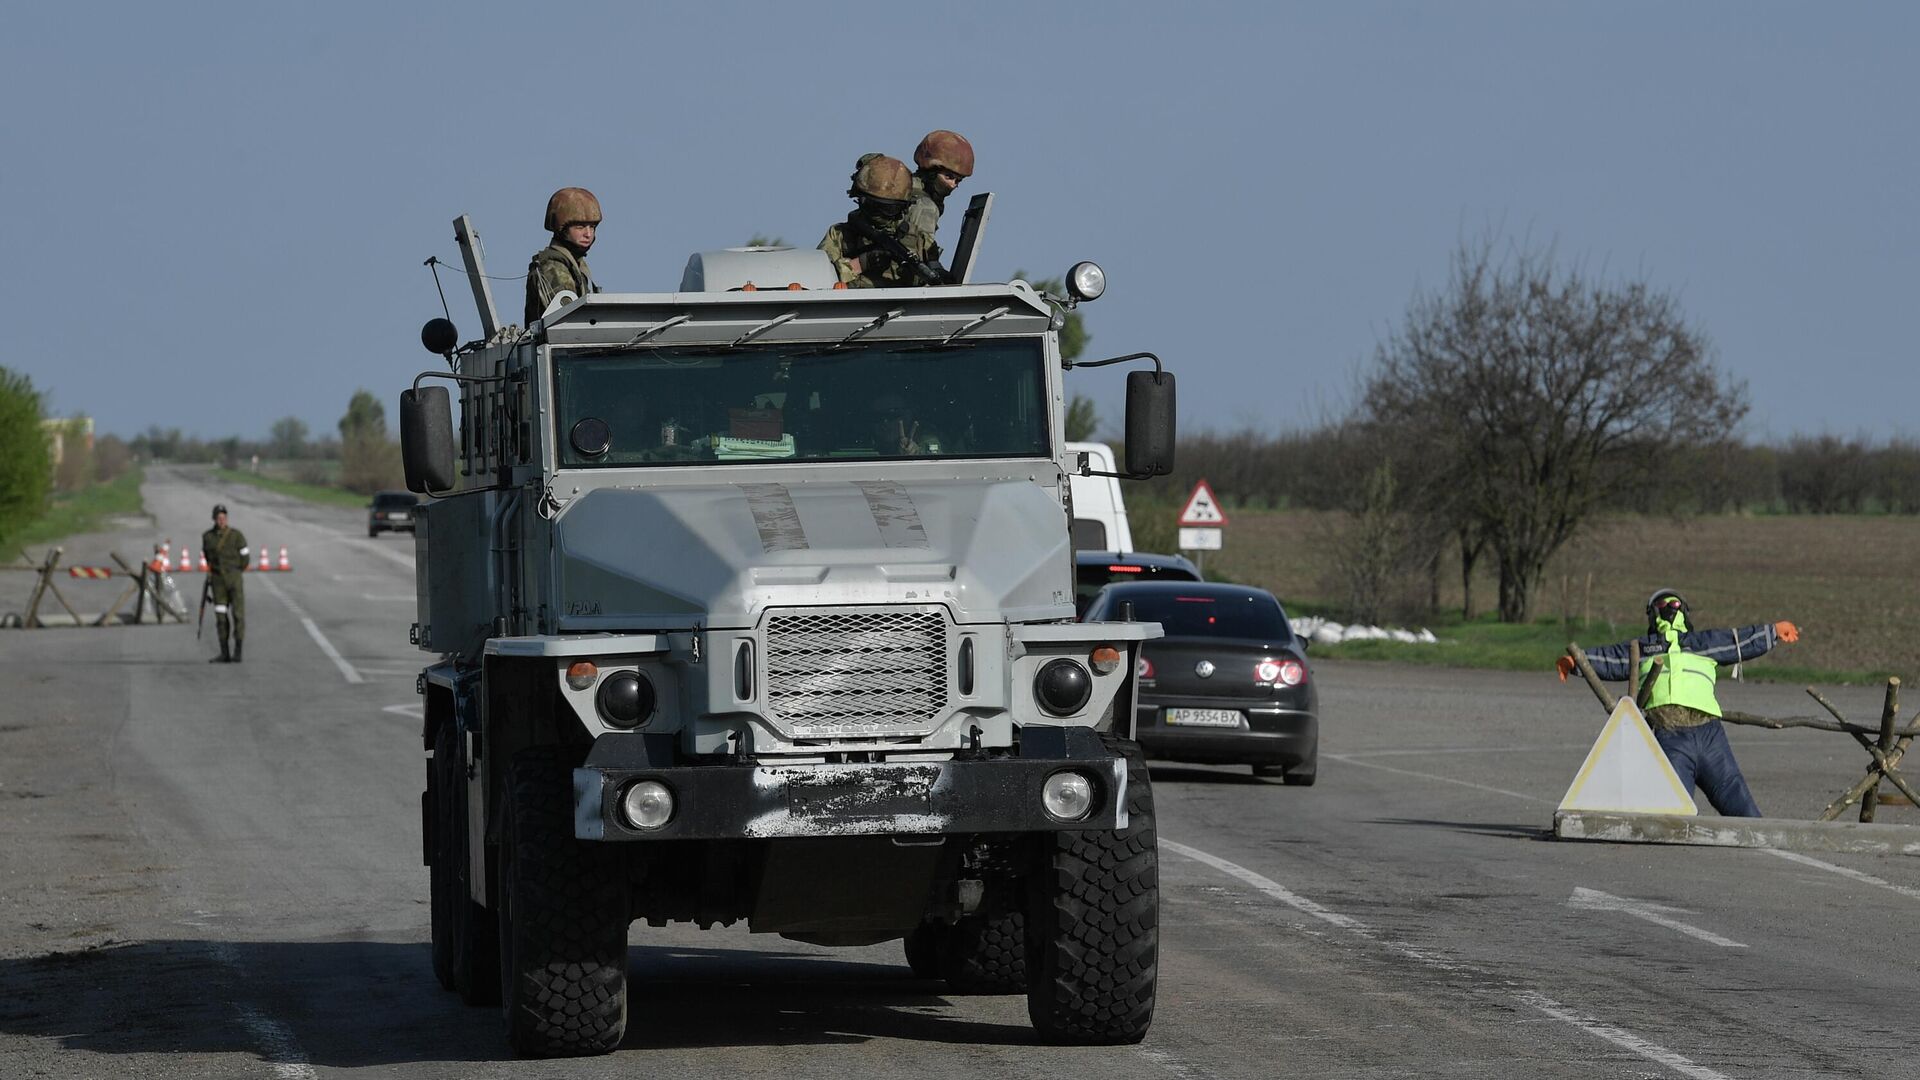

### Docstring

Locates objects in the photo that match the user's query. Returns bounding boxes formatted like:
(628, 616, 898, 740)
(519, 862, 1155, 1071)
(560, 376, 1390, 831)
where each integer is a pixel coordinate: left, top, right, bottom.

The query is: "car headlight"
(1042, 771, 1094, 821)
(619, 780, 674, 830)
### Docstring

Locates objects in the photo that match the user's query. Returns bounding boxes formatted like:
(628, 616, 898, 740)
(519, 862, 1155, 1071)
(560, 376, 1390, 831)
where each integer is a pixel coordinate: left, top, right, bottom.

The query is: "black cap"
(212, 504, 228, 519)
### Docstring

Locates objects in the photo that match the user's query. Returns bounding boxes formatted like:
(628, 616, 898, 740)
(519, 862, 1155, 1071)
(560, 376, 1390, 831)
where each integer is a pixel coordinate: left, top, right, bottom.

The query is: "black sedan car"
(367, 490, 419, 537)
(1074, 550, 1202, 616)
(1084, 581, 1318, 785)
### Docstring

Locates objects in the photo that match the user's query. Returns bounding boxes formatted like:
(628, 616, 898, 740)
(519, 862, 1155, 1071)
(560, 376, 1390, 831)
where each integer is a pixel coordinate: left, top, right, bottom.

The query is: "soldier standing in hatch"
(202, 504, 249, 663)
(906, 129, 974, 261)
(819, 155, 942, 289)
(525, 187, 602, 324)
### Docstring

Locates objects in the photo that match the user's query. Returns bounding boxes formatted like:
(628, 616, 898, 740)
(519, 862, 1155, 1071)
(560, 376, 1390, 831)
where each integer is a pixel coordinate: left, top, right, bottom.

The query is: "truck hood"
(554, 478, 1074, 630)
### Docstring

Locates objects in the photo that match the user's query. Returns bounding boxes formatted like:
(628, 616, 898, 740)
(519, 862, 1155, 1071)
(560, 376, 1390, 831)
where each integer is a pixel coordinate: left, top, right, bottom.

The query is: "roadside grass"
(10, 467, 147, 550)
(1304, 613, 1897, 687)
(211, 466, 369, 510)
(1177, 507, 1920, 683)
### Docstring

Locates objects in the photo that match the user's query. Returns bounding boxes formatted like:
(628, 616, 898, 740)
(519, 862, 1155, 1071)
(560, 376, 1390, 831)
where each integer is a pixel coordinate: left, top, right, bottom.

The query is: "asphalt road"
(2, 466, 1916, 1079)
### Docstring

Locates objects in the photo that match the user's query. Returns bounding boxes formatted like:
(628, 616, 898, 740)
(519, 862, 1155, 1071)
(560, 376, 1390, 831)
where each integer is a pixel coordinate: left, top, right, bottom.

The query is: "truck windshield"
(553, 340, 1048, 467)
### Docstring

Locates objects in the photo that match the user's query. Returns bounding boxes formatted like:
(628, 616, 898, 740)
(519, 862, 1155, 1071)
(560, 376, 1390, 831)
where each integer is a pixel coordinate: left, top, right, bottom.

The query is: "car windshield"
(553, 340, 1047, 467)
(1074, 562, 1199, 608)
(1114, 591, 1290, 640)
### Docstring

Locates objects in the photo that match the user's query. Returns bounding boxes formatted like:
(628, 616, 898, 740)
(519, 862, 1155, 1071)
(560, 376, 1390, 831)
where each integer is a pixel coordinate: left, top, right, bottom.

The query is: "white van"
(1065, 441, 1133, 553)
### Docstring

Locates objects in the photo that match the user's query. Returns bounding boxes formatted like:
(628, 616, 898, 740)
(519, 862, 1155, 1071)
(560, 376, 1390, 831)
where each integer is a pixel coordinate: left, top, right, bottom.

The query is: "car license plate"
(389, 513, 409, 522)
(1164, 708, 1242, 728)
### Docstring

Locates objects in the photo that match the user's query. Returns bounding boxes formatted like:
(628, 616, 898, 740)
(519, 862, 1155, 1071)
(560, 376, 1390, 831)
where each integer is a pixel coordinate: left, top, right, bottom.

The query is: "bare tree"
(1361, 238, 1747, 623)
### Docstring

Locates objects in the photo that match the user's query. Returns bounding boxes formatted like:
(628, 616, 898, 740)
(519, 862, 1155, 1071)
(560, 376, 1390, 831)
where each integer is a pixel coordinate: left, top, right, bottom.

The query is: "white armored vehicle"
(403, 211, 1176, 1056)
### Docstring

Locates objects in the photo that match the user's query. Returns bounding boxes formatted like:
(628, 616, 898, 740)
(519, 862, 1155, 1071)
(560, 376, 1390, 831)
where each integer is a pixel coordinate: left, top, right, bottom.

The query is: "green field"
(10, 467, 147, 550)
(1156, 506, 1920, 683)
(211, 466, 371, 510)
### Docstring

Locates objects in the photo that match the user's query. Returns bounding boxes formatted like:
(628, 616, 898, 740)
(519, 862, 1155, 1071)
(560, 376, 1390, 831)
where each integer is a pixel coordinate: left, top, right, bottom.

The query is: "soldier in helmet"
(525, 187, 602, 325)
(819, 155, 944, 289)
(201, 504, 249, 663)
(907, 130, 974, 259)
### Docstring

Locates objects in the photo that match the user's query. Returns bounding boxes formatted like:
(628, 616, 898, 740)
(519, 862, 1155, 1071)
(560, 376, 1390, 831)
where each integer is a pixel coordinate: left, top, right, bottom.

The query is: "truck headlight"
(1035, 658, 1092, 716)
(619, 780, 675, 830)
(1042, 771, 1094, 822)
(596, 670, 656, 728)
(1066, 261, 1106, 302)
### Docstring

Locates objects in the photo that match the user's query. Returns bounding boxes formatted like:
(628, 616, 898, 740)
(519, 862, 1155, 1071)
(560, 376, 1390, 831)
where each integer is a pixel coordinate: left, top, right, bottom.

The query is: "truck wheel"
(943, 908, 1026, 994)
(427, 738, 453, 990)
(903, 923, 943, 979)
(1024, 734, 1158, 1044)
(439, 725, 499, 1006)
(497, 748, 629, 1057)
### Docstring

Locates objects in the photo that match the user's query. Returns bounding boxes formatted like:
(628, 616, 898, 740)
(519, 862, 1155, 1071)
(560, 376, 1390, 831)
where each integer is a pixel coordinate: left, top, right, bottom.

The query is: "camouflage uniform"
(905, 173, 946, 263)
(201, 523, 248, 661)
(819, 215, 941, 288)
(524, 243, 596, 325)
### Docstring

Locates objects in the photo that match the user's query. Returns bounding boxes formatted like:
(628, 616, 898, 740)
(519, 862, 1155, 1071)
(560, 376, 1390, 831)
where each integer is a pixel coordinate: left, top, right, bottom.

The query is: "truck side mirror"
(400, 386, 456, 494)
(1123, 370, 1176, 477)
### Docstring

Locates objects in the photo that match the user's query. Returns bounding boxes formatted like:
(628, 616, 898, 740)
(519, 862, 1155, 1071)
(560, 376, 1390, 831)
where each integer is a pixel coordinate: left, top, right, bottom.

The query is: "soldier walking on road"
(202, 504, 249, 663)
(525, 187, 602, 325)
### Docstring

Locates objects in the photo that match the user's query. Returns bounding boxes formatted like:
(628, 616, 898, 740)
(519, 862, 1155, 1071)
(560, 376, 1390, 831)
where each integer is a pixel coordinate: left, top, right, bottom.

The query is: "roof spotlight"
(1066, 261, 1106, 302)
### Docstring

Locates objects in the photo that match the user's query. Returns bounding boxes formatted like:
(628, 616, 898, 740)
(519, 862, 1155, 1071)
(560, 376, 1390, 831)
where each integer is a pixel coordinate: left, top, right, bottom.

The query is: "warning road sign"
(1178, 480, 1228, 527)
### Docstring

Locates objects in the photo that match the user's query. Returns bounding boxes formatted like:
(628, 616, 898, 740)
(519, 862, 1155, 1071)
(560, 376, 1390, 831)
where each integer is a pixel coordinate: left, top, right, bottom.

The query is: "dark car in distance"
(368, 491, 419, 537)
(1083, 581, 1318, 785)
(1074, 550, 1202, 616)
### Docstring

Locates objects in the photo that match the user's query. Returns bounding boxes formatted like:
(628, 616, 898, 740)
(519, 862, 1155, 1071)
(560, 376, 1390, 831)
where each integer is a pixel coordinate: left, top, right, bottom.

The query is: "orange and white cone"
(179, 549, 193, 572)
(258, 548, 270, 571)
(198, 553, 209, 573)
(277, 547, 291, 572)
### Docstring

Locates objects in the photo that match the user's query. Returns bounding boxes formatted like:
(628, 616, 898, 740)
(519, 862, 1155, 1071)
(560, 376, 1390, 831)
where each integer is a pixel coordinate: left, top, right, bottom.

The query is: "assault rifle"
(840, 217, 951, 287)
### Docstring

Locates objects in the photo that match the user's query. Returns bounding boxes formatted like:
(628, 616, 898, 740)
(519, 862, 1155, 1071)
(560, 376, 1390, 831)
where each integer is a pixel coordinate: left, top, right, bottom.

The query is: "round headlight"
(1066, 261, 1106, 302)
(1042, 771, 1094, 822)
(596, 670, 656, 728)
(620, 780, 674, 830)
(1035, 658, 1092, 716)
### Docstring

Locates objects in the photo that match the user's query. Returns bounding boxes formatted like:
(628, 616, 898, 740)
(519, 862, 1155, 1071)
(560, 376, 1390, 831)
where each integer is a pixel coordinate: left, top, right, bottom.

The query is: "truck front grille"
(764, 608, 949, 739)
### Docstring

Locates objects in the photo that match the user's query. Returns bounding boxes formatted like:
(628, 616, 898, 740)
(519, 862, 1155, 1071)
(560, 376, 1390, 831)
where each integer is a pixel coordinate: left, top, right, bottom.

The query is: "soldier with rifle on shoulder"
(819, 155, 949, 288)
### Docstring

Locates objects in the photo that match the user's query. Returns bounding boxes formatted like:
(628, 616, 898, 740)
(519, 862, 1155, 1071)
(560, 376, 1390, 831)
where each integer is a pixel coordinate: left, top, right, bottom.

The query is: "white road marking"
(1322, 753, 1551, 804)
(360, 593, 415, 601)
(255, 574, 363, 685)
(1567, 887, 1748, 948)
(1162, 840, 1736, 1079)
(382, 703, 425, 719)
(1336, 744, 1593, 758)
(1135, 1045, 1213, 1080)
(1514, 991, 1736, 1080)
(1766, 850, 1920, 903)
(235, 1006, 320, 1080)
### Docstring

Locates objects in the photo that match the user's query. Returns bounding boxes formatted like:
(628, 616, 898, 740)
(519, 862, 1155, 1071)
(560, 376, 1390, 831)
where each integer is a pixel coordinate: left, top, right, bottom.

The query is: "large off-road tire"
(943, 908, 1026, 994)
(497, 748, 629, 1057)
(1024, 735, 1158, 1044)
(436, 725, 499, 1005)
(428, 735, 453, 990)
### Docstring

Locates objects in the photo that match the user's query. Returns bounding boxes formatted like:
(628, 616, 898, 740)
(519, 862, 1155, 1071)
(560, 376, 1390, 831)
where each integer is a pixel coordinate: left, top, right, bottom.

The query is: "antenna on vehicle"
(453, 215, 501, 339)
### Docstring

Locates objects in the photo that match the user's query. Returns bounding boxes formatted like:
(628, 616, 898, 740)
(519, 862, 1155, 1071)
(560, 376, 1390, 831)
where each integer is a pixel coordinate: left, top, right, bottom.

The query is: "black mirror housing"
(1123, 370, 1176, 477)
(400, 386, 456, 494)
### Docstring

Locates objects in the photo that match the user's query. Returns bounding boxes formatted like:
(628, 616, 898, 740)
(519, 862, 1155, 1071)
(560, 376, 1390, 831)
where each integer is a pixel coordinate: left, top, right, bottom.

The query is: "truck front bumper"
(574, 727, 1127, 841)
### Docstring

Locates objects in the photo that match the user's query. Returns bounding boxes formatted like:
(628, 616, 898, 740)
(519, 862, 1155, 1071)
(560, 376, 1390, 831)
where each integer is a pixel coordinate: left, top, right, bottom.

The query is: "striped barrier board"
(68, 567, 114, 579)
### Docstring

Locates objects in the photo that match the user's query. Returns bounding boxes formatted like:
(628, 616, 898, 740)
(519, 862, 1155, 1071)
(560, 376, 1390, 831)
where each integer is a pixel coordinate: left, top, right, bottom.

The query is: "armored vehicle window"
(553, 340, 1047, 468)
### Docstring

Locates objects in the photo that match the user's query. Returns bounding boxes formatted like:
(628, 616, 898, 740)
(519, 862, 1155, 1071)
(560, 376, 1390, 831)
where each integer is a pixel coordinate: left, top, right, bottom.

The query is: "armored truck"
(403, 231, 1176, 1057)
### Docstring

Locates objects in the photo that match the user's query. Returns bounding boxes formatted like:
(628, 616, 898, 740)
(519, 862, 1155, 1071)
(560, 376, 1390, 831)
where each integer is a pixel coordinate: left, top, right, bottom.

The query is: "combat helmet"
(913, 130, 974, 178)
(211, 503, 228, 520)
(544, 187, 603, 233)
(851, 155, 912, 203)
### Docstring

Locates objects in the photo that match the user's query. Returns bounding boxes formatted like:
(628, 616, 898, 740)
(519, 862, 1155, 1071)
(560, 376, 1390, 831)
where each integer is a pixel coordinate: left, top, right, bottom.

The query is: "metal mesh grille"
(764, 608, 949, 738)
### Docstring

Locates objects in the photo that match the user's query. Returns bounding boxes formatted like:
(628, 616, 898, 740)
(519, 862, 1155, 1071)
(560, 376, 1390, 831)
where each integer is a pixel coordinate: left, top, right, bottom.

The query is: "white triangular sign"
(1178, 480, 1228, 526)
(1558, 698, 1698, 815)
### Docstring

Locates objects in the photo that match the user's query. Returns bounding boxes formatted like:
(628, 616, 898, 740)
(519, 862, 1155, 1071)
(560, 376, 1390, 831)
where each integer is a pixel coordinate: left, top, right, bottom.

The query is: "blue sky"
(2, 2, 1912, 443)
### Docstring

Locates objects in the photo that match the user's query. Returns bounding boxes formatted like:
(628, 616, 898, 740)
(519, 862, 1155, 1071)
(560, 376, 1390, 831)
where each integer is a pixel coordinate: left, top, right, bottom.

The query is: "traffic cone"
(179, 549, 193, 572)
(198, 553, 209, 573)
(258, 548, 270, 571)
(277, 547, 291, 572)
(152, 543, 169, 573)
